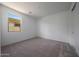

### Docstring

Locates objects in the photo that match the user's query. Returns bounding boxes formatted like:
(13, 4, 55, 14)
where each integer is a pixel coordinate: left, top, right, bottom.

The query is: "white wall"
(0, 5, 1, 46)
(71, 3, 79, 55)
(1, 5, 37, 46)
(73, 15, 79, 55)
(0, 4, 2, 56)
(66, 11, 76, 47)
(65, 2, 79, 55)
(38, 11, 71, 43)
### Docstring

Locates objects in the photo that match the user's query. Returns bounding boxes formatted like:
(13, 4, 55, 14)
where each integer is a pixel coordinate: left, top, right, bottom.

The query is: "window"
(8, 13, 22, 32)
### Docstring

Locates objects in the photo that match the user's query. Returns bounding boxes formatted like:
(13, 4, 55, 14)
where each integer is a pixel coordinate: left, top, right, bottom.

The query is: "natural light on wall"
(8, 13, 22, 32)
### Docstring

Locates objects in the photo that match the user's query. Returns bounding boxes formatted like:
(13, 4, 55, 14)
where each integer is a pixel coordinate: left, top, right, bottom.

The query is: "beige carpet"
(1, 37, 78, 57)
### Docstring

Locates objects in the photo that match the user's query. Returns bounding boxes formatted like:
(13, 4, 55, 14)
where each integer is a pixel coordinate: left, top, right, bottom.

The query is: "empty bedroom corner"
(0, 2, 79, 57)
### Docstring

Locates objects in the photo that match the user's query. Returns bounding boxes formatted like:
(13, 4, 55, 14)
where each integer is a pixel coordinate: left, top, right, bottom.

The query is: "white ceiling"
(1, 2, 72, 19)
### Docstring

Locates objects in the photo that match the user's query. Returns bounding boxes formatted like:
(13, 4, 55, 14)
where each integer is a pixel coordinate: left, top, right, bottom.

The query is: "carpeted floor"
(1, 37, 78, 57)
